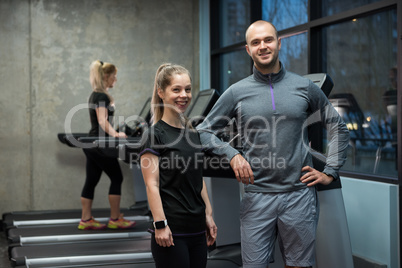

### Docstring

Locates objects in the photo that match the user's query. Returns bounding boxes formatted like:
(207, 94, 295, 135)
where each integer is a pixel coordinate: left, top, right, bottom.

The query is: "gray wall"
(0, 0, 199, 215)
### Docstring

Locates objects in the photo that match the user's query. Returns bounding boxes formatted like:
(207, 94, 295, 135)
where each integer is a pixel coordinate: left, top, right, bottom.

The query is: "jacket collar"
(253, 62, 286, 84)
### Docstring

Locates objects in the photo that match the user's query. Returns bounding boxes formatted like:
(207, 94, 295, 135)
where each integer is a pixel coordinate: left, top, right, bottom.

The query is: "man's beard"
(255, 51, 279, 72)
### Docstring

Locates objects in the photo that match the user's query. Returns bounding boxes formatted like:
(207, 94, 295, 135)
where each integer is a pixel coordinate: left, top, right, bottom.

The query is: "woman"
(78, 60, 135, 230)
(139, 63, 217, 267)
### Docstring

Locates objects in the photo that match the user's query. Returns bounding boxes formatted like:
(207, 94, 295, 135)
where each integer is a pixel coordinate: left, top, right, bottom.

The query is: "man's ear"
(245, 44, 251, 57)
(278, 37, 282, 50)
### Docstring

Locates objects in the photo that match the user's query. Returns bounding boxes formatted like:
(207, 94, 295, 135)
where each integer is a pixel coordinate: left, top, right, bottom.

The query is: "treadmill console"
(117, 97, 151, 137)
(303, 73, 334, 97)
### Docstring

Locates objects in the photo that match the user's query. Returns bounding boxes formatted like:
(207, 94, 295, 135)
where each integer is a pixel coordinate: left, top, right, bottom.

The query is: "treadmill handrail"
(20, 231, 150, 244)
(24, 252, 154, 266)
(13, 215, 150, 227)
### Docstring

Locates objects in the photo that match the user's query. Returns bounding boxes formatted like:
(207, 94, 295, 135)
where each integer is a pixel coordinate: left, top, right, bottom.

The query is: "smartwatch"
(153, 219, 168, 229)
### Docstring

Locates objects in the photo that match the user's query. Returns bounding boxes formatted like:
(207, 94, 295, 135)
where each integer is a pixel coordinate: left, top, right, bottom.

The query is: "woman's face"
(104, 71, 117, 89)
(158, 73, 192, 115)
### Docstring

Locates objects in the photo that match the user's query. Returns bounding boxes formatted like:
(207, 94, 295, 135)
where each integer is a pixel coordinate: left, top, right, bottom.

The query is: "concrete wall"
(0, 0, 199, 215)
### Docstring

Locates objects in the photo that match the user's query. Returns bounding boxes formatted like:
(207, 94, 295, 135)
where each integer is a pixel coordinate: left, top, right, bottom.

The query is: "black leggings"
(151, 233, 207, 268)
(81, 149, 123, 199)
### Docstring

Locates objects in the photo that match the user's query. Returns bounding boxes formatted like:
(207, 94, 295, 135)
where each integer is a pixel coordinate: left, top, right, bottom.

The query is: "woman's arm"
(96, 106, 127, 138)
(140, 152, 174, 247)
(201, 180, 217, 246)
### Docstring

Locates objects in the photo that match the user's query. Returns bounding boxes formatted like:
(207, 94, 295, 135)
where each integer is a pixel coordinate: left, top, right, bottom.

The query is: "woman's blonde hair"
(89, 60, 117, 103)
(151, 63, 192, 125)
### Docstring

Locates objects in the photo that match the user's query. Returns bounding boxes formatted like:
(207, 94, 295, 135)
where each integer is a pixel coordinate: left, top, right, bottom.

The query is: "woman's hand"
(155, 225, 174, 247)
(96, 106, 127, 138)
(206, 215, 217, 246)
(115, 131, 127, 138)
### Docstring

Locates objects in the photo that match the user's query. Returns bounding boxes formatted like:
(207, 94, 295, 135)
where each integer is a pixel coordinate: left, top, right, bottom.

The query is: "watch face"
(154, 220, 166, 229)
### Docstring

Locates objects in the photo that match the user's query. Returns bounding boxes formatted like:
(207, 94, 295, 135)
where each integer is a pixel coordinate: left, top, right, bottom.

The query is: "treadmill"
(3, 97, 154, 230)
(303, 74, 354, 268)
(4, 98, 154, 250)
(6, 98, 155, 267)
(3, 97, 154, 226)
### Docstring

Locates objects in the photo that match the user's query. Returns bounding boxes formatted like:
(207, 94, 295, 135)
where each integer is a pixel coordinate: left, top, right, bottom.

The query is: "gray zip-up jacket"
(197, 63, 350, 193)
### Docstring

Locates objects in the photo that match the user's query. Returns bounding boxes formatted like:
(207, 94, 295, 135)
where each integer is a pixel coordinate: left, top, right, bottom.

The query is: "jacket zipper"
(269, 74, 276, 111)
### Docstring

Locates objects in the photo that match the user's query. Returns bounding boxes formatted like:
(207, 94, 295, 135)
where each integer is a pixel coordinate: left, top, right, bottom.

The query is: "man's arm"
(196, 89, 254, 184)
(320, 95, 350, 180)
(196, 89, 239, 159)
(303, 82, 350, 185)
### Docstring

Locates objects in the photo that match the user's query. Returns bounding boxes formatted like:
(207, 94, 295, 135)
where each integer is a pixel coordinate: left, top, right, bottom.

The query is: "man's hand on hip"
(300, 166, 334, 187)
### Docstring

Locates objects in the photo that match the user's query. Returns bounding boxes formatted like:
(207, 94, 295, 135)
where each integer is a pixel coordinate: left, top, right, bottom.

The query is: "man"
(197, 20, 349, 268)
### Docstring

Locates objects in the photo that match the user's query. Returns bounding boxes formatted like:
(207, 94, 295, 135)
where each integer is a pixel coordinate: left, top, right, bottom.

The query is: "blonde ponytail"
(89, 60, 116, 103)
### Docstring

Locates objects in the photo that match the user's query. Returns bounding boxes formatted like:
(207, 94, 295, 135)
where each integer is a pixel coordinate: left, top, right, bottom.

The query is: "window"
(262, 0, 308, 30)
(321, 0, 382, 17)
(218, 0, 250, 47)
(219, 50, 251, 93)
(276, 32, 308, 75)
(210, 0, 253, 94)
(324, 9, 398, 177)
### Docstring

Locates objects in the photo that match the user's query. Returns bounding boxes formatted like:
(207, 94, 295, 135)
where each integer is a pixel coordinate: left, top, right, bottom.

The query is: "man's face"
(245, 23, 281, 73)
